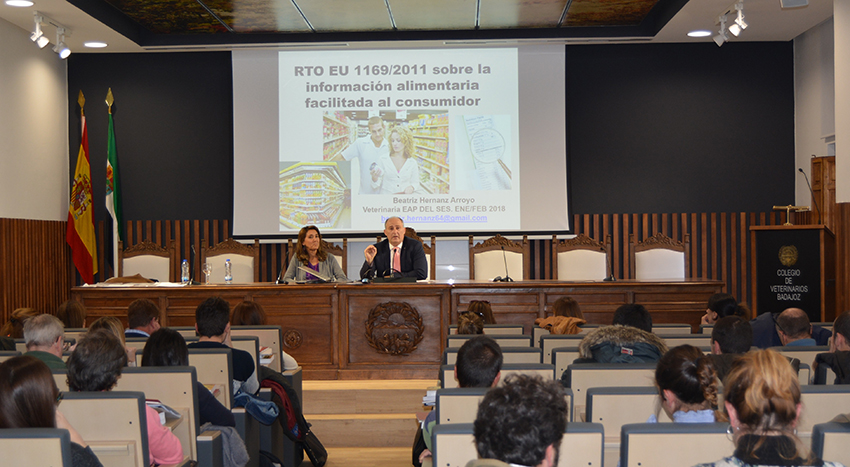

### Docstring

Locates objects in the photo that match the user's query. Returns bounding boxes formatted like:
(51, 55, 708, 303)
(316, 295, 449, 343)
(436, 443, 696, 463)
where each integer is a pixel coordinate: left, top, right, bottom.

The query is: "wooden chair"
(201, 238, 260, 283)
(446, 334, 531, 349)
(812, 422, 850, 467)
(619, 423, 731, 467)
(118, 240, 176, 281)
(406, 227, 436, 280)
(449, 324, 524, 335)
(469, 234, 530, 281)
(629, 233, 690, 280)
(563, 363, 657, 422)
(552, 234, 611, 281)
(0, 428, 73, 466)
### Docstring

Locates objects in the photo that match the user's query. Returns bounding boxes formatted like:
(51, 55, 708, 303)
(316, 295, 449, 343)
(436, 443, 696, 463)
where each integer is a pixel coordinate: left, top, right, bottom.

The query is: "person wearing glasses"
(124, 298, 161, 338)
(0, 355, 103, 466)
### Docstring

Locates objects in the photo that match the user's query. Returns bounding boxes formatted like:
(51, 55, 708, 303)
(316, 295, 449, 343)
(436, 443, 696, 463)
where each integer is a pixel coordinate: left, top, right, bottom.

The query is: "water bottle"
(181, 259, 190, 284)
(224, 259, 232, 284)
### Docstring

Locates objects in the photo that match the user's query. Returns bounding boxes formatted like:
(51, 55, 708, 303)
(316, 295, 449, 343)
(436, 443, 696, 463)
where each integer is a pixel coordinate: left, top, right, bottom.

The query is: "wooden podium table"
(72, 279, 722, 379)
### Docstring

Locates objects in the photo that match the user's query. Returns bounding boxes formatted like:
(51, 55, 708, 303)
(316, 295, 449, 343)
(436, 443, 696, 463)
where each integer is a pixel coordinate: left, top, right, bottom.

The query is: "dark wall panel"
(567, 42, 795, 214)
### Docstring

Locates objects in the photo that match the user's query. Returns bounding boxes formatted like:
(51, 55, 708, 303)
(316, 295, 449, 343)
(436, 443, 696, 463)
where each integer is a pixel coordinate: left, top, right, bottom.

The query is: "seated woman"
(693, 349, 845, 467)
(282, 225, 348, 283)
(467, 300, 496, 325)
(0, 355, 102, 467)
(701, 293, 749, 325)
(57, 299, 87, 328)
(1, 307, 39, 338)
(142, 328, 235, 427)
(457, 312, 484, 335)
(67, 329, 183, 465)
(370, 125, 422, 194)
(88, 316, 136, 366)
(231, 300, 298, 370)
(650, 345, 719, 423)
(535, 297, 587, 335)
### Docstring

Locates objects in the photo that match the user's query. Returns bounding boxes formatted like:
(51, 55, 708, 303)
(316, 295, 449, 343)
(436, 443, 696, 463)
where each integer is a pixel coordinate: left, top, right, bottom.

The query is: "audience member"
(0, 355, 102, 467)
(231, 300, 298, 370)
(814, 311, 850, 384)
(125, 299, 161, 338)
(457, 312, 484, 335)
(470, 375, 567, 467)
(569, 304, 667, 366)
(188, 297, 259, 395)
(23, 314, 66, 369)
(709, 316, 753, 381)
(67, 329, 183, 465)
(142, 328, 235, 427)
(1, 307, 38, 338)
(89, 316, 137, 366)
(612, 303, 652, 332)
(650, 345, 720, 423)
(701, 293, 750, 325)
(535, 297, 586, 335)
(692, 349, 844, 467)
(750, 307, 831, 349)
(467, 300, 496, 324)
(57, 299, 87, 328)
(420, 336, 503, 463)
(776, 308, 816, 346)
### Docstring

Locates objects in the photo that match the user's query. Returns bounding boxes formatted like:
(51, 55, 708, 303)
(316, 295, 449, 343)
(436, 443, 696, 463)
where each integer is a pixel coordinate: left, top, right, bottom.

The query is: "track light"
(53, 28, 71, 59)
(729, 2, 747, 36)
(713, 15, 728, 47)
(29, 13, 49, 47)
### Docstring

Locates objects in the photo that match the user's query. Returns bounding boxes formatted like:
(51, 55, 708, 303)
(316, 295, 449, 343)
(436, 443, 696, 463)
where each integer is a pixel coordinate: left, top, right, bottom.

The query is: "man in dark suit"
(360, 216, 428, 280)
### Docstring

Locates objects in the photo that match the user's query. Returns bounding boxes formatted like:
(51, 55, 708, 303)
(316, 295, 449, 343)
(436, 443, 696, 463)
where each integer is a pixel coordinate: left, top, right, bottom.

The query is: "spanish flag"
(66, 91, 98, 284)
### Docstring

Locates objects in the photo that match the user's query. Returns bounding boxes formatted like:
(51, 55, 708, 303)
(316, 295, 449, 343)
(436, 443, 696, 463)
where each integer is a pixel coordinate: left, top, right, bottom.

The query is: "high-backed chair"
(619, 423, 731, 467)
(629, 233, 690, 280)
(0, 428, 73, 466)
(552, 234, 611, 281)
(201, 238, 260, 283)
(406, 227, 436, 280)
(812, 422, 850, 467)
(469, 234, 529, 281)
(118, 240, 176, 281)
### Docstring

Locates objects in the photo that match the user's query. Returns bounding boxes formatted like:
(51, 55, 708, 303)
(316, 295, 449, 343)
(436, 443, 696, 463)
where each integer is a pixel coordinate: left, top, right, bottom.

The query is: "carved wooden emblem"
(364, 302, 425, 356)
(283, 329, 303, 350)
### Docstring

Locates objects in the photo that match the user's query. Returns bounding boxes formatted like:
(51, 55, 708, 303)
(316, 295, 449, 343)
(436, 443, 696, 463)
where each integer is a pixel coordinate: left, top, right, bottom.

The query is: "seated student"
(776, 308, 817, 346)
(750, 306, 831, 349)
(57, 299, 87, 328)
(0, 355, 102, 467)
(67, 329, 183, 465)
(701, 293, 750, 325)
(457, 312, 484, 335)
(23, 314, 67, 370)
(814, 311, 850, 384)
(467, 300, 496, 324)
(418, 336, 503, 464)
(650, 345, 720, 423)
(124, 299, 161, 338)
(188, 297, 259, 395)
(572, 304, 668, 365)
(89, 316, 137, 366)
(231, 300, 298, 371)
(1, 307, 38, 338)
(708, 316, 753, 381)
(142, 328, 235, 427)
(535, 297, 587, 335)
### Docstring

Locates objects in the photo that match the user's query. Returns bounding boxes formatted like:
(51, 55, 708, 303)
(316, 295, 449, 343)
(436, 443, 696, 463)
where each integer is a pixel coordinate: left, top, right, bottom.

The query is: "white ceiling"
(0, 0, 833, 53)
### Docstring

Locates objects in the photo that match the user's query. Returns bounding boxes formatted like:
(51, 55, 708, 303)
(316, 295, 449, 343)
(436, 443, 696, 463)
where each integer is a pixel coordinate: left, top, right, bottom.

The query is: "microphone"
(493, 246, 514, 282)
(603, 250, 616, 282)
(798, 167, 822, 224)
(275, 265, 284, 284)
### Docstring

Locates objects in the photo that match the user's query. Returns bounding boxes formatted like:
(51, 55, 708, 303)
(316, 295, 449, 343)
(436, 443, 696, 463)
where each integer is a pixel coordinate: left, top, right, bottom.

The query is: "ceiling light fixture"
(687, 30, 712, 38)
(53, 27, 70, 59)
(728, 2, 747, 36)
(713, 15, 728, 47)
(6, 0, 34, 7)
(84, 41, 108, 48)
(30, 12, 46, 45)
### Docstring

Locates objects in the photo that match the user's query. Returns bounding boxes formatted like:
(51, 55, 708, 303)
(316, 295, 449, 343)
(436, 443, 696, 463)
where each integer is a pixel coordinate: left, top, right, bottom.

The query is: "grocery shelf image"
(279, 161, 351, 230)
(323, 110, 450, 195)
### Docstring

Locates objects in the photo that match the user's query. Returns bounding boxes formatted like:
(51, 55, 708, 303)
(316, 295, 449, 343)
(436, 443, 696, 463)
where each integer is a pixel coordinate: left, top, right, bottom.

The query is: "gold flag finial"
(106, 88, 114, 113)
(78, 91, 85, 115)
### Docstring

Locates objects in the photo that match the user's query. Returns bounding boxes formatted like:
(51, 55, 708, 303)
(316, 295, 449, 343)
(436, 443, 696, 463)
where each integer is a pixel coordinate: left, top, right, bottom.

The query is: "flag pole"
(105, 88, 121, 276)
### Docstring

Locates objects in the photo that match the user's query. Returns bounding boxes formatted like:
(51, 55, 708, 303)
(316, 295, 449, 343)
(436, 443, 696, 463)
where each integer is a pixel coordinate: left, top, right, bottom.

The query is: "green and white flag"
(105, 88, 123, 273)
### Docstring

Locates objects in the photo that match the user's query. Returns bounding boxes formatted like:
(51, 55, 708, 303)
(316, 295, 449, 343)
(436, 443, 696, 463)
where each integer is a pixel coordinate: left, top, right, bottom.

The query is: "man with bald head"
(776, 307, 817, 346)
(360, 216, 427, 280)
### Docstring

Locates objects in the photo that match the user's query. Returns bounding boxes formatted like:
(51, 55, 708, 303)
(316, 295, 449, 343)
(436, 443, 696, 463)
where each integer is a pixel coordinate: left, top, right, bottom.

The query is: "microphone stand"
(498, 246, 514, 282)
(798, 167, 822, 224)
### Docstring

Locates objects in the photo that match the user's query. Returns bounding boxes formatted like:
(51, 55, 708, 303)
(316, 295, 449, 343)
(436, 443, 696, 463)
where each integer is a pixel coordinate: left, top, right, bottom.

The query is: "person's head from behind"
(23, 314, 65, 356)
(195, 296, 231, 338)
(457, 312, 484, 335)
(467, 300, 496, 325)
(142, 328, 189, 367)
(67, 329, 127, 392)
(552, 297, 583, 319)
(776, 308, 812, 345)
(612, 304, 651, 332)
(231, 300, 268, 326)
(473, 375, 567, 467)
(57, 299, 87, 328)
(0, 355, 60, 429)
(456, 336, 503, 388)
(1, 307, 39, 338)
(89, 316, 127, 346)
(711, 316, 753, 354)
(724, 349, 805, 449)
(832, 311, 850, 351)
(655, 345, 718, 418)
(127, 298, 161, 333)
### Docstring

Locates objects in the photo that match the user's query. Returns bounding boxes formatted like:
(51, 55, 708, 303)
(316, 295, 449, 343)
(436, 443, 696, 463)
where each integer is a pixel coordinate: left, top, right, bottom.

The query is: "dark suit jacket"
(360, 236, 428, 280)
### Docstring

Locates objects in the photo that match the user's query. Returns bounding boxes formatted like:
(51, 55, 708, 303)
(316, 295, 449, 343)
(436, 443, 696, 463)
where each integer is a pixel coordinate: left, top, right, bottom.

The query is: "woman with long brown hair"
(282, 225, 348, 283)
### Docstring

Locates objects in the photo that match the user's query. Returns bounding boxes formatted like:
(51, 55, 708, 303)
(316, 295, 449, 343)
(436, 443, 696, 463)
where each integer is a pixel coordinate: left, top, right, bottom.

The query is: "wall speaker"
(780, 0, 808, 8)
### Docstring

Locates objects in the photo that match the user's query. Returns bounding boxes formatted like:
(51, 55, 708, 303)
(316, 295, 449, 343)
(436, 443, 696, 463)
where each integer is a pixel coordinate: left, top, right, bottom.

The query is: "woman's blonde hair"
(89, 316, 127, 346)
(295, 225, 327, 264)
(388, 125, 415, 159)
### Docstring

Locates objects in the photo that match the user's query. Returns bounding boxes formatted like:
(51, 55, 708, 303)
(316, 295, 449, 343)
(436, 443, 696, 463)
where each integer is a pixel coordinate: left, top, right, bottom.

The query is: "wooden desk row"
(72, 279, 723, 379)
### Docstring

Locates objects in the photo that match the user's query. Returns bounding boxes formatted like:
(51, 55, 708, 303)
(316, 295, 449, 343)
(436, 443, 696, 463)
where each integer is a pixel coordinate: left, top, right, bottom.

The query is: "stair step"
(308, 413, 420, 448)
(302, 379, 438, 415)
